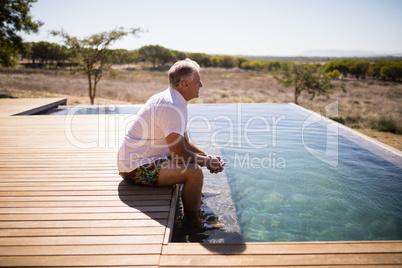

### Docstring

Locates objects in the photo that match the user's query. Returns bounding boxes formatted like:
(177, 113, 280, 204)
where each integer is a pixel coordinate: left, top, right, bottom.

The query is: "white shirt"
(117, 87, 188, 172)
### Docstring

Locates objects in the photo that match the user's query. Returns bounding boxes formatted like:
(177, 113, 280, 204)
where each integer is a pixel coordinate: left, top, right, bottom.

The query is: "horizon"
(22, 0, 402, 57)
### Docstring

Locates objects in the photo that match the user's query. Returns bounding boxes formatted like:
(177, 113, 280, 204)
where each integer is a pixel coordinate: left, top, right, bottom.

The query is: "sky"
(22, 0, 402, 57)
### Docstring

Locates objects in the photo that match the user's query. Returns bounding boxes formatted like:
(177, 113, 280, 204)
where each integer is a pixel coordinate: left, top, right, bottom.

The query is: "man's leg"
(158, 160, 203, 225)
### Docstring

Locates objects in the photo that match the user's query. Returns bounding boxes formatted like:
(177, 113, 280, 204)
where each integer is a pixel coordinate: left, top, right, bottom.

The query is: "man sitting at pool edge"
(117, 58, 225, 226)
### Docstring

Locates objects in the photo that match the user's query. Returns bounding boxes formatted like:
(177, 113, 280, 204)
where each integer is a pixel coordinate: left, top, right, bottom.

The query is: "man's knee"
(187, 163, 202, 176)
(185, 164, 203, 183)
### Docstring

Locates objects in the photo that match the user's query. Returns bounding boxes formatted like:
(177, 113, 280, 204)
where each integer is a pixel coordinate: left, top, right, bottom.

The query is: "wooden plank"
(160, 266, 402, 268)
(0, 162, 117, 167)
(0, 212, 168, 221)
(0, 219, 167, 228)
(0, 194, 172, 201)
(164, 184, 180, 245)
(162, 241, 402, 255)
(0, 170, 117, 175)
(0, 199, 169, 207)
(0, 98, 66, 116)
(0, 167, 118, 172)
(0, 227, 166, 237)
(161, 242, 402, 267)
(0, 206, 170, 214)
(0, 244, 162, 256)
(0, 181, 125, 187)
(0, 235, 163, 246)
(0, 185, 173, 192)
(53, 267, 159, 268)
(0, 255, 159, 267)
(0, 190, 169, 196)
(0, 189, 172, 196)
(0, 176, 122, 182)
(0, 186, 125, 191)
(159, 253, 402, 266)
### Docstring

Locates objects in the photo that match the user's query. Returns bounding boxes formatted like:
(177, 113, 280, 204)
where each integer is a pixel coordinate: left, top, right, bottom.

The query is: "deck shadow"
(201, 243, 247, 254)
(117, 180, 246, 254)
(117, 180, 173, 227)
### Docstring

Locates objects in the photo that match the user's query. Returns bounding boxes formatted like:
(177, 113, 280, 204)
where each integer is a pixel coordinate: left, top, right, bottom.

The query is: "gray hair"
(168, 58, 200, 90)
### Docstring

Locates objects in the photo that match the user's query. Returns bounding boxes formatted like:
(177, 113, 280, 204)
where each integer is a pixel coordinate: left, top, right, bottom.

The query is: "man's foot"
(209, 222, 225, 228)
(204, 214, 225, 229)
(184, 210, 202, 227)
(201, 190, 220, 198)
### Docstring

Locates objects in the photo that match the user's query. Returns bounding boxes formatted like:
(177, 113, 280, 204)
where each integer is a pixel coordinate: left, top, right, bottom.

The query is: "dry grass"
(1, 65, 401, 149)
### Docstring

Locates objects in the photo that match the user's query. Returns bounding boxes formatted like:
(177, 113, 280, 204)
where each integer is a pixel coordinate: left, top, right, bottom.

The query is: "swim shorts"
(119, 158, 166, 187)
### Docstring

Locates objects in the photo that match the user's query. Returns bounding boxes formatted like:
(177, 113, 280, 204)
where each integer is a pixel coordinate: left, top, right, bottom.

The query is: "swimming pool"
(46, 103, 402, 243)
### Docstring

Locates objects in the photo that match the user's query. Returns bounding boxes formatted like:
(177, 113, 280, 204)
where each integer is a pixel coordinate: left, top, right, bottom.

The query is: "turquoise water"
(46, 103, 402, 242)
(211, 104, 402, 242)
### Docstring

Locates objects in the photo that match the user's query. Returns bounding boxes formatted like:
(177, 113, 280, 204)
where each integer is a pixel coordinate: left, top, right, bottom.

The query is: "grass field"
(1, 65, 401, 150)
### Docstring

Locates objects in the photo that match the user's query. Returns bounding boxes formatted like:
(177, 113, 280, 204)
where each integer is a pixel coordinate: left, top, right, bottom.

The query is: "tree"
(347, 60, 370, 80)
(171, 50, 187, 61)
(367, 61, 387, 80)
(234, 57, 247, 68)
(157, 47, 174, 66)
(188, 53, 211, 67)
(276, 63, 346, 105)
(323, 60, 350, 79)
(51, 27, 140, 104)
(380, 62, 402, 81)
(0, 0, 43, 66)
(138, 45, 170, 68)
(220, 55, 235, 69)
(31, 41, 50, 65)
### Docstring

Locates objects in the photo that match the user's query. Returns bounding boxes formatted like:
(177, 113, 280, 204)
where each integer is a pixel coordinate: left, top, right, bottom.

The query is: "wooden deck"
(0, 98, 67, 116)
(0, 98, 401, 267)
(161, 241, 402, 267)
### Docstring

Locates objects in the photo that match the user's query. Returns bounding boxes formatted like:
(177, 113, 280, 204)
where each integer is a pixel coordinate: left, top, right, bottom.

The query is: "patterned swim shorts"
(119, 158, 167, 187)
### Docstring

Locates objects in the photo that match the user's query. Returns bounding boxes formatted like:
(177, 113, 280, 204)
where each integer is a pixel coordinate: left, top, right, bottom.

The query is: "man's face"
(187, 71, 203, 100)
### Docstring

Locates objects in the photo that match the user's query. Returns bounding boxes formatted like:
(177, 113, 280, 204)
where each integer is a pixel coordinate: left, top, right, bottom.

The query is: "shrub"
(329, 116, 345, 124)
(372, 117, 402, 134)
(329, 70, 340, 79)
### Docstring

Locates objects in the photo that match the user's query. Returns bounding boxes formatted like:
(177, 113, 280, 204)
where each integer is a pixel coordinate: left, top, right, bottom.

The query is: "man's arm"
(184, 132, 209, 156)
(183, 132, 225, 173)
(166, 132, 223, 173)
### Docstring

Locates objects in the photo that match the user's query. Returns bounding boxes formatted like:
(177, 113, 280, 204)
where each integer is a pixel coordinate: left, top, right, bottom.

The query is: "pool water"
(186, 103, 402, 242)
(45, 103, 402, 242)
(214, 104, 402, 242)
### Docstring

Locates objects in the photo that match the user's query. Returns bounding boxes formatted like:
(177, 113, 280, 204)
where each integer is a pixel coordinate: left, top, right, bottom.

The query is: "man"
(117, 59, 225, 225)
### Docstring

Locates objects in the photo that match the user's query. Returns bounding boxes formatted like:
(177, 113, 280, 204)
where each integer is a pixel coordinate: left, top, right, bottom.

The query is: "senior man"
(117, 59, 224, 225)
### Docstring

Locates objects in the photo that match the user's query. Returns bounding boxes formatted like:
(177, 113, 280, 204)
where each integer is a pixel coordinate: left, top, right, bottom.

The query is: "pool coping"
(164, 184, 180, 245)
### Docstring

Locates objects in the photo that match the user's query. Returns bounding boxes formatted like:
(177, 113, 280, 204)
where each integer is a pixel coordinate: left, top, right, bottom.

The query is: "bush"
(329, 70, 340, 79)
(372, 117, 402, 134)
(329, 116, 345, 124)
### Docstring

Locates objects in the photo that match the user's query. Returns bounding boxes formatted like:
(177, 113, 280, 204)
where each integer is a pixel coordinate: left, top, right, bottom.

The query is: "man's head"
(168, 59, 202, 101)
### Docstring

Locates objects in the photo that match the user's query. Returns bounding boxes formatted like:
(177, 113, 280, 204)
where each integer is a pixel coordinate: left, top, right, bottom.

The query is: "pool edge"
(289, 103, 402, 162)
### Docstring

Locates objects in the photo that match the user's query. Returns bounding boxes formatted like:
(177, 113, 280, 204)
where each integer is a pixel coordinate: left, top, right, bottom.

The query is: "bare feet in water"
(184, 211, 225, 229)
(201, 190, 220, 198)
(184, 210, 202, 226)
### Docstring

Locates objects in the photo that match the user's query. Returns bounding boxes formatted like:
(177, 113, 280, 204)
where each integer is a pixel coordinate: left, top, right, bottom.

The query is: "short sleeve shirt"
(117, 87, 188, 172)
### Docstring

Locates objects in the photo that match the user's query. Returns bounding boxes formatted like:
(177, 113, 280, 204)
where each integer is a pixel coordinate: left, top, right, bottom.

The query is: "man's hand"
(206, 155, 225, 174)
(166, 133, 225, 173)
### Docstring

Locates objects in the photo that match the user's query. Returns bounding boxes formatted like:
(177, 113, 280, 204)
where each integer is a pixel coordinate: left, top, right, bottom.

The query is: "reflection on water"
(172, 171, 243, 243)
(172, 117, 243, 243)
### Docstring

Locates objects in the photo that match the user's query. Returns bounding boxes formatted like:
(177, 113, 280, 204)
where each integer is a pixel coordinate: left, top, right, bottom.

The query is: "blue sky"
(22, 0, 402, 56)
